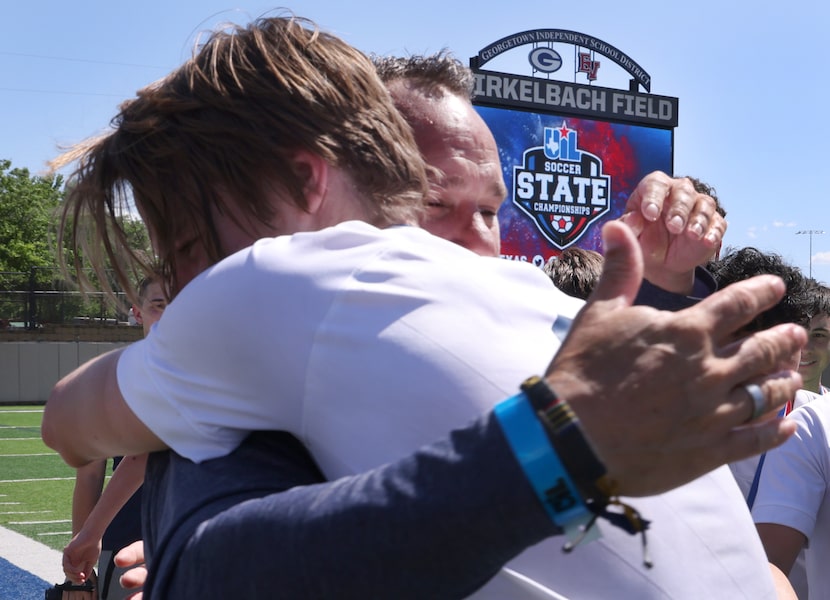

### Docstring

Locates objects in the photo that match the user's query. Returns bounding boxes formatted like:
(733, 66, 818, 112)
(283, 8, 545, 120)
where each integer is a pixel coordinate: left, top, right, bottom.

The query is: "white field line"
(0, 477, 74, 483)
(8, 520, 69, 525)
(0, 454, 55, 457)
(0, 511, 53, 516)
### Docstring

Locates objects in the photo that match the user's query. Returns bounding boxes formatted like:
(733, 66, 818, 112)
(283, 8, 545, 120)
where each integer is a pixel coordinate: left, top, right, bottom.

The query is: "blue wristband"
(494, 392, 594, 538)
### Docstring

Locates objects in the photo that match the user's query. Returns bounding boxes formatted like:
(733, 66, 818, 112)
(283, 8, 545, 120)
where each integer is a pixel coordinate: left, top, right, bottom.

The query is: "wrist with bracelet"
(494, 376, 652, 567)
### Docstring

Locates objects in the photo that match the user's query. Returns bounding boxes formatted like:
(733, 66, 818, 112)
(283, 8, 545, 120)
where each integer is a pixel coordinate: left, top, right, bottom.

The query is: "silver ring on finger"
(742, 383, 766, 423)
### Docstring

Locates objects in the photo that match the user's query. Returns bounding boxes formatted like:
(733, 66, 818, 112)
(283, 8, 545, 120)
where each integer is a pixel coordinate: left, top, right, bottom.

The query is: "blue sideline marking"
(0, 556, 51, 600)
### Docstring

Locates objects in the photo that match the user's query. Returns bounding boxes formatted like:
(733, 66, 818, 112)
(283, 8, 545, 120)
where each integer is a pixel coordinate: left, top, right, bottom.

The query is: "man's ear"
(290, 150, 329, 215)
(132, 305, 144, 325)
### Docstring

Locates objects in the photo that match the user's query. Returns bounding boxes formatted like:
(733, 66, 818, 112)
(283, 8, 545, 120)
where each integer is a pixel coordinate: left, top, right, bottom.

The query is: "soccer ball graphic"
(550, 214, 574, 234)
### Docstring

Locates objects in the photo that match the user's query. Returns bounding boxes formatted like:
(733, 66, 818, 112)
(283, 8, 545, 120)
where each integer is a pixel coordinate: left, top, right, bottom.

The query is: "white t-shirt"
(730, 389, 819, 599)
(730, 389, 820, 499)
(753, 397, 830, 597)
(118, 221, 775, 599)
(120, 222, 578, 469)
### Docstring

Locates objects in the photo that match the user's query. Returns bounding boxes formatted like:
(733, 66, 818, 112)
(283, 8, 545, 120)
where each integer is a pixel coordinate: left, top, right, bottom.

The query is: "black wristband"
(519, 376, 610, 506)
(521, 376, 653, 568)
(519, 376, 652, 566)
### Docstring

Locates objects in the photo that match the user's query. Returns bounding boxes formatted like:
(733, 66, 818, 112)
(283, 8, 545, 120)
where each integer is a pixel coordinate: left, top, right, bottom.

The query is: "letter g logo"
(529, 47, 562, 73)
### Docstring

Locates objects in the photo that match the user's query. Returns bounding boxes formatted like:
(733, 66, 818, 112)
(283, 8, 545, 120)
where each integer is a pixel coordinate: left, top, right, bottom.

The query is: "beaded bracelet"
(496, 376, 652, 565)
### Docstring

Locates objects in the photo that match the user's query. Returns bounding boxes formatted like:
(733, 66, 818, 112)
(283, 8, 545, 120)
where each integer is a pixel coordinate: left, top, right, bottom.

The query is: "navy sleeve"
(146, 414, 557, 600)
(634, 266, 717, 311)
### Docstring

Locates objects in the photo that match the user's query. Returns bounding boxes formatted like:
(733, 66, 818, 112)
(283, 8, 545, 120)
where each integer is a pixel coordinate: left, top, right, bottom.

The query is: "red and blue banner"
(471, 29, 677, 266)
(478, 107, 673, 265)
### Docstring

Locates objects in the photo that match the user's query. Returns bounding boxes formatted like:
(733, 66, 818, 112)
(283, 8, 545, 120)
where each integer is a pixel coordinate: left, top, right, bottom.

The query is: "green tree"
(119, 214, 152, 265)
(0, 159, 64, 286)
(0, 159, 153, 324)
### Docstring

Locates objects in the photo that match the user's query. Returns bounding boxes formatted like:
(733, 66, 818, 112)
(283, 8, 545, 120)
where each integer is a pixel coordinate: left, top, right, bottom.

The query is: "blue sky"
(3, 1, 829, 282)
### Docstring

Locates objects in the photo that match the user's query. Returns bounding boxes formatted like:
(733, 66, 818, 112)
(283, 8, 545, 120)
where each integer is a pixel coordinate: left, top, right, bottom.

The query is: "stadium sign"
(471, 29, 678, 262)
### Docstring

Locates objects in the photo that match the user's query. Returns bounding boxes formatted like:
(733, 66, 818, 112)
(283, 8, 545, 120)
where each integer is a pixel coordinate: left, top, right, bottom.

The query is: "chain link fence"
(0, 268, 130, 330)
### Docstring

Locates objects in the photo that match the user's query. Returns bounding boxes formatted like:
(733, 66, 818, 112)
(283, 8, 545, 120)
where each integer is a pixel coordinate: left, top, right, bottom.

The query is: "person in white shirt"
(799, 284, 830, 396)
(43, 16, 805, 599)
(753, 399, 830, 598)
(709, 247, 822, 598)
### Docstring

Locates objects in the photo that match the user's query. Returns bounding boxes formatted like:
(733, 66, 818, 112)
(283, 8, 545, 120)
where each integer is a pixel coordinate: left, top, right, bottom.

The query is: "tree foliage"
(0, 158, 152, 292)
(0, 159, 64, 278)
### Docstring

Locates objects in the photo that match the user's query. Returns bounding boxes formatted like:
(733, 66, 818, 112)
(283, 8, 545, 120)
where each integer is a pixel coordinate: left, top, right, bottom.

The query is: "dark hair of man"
(707, 247, 812, 333)
(53, 15, 429, 299)
(543, 248, 604, 300)
(806, 280, 830, 320)
(372, 50, 475, 100)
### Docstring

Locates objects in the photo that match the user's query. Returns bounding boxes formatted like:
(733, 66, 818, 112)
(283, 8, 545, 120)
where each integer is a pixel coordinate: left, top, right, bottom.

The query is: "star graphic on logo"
(558, 122, 570, 139)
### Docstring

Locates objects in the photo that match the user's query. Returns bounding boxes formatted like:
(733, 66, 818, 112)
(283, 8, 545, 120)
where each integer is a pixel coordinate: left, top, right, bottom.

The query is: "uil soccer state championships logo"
(513, 122, 610, 248)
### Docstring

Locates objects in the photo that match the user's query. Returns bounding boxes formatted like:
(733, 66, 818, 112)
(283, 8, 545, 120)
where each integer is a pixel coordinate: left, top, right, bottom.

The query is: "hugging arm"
(42, 350, 166, 467)
(126, 222, 803, 598)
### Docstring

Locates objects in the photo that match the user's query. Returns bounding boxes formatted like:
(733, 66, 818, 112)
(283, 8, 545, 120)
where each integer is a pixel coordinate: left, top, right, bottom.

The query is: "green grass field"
(0, 405, 76, 552)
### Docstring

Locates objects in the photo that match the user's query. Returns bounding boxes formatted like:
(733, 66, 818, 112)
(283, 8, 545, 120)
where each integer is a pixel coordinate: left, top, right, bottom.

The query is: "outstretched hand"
(621, 171, 726, 294)
(545, 220, 804, 496)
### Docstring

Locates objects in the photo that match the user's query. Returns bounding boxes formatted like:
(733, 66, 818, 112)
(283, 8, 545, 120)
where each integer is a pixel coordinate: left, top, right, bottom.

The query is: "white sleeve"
(117, 246, 312, 462)
(752, 405, 829, 539)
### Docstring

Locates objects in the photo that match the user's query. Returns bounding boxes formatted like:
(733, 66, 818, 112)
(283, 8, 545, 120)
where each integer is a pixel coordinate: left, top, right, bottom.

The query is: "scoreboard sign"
(471, 29, 678, 266)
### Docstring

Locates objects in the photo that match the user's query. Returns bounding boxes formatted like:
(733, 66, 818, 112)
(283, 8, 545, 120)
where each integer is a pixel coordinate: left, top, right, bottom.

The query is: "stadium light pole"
(796, 230, 825, 278)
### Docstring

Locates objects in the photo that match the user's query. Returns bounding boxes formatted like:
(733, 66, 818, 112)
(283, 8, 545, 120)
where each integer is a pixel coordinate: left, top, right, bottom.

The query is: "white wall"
(0, 342, 129, 404)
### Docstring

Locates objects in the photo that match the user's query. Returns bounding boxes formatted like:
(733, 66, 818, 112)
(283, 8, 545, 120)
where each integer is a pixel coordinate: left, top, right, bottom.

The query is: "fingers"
(582, 221, 643, 309)
(62, 569, 90, 585)
(670, 417, 799, 492)
(658, 178, 697, 235)
(120, 564, 148, 591)
(738, 382, 767, 422)
(680, 183, 719, 242)
(114, 539, 145, 568)
(62, 552, 91, 584)
(623, 171, 673, 228)
(713, 319, 805, 427)
(721, 321, 807, 381)
(690, 275, 789, 336)
(115, 540, 147, 593)
(622, 171, 721, 241)
(689, 200, 725, 248)
(723, 417, 798, 463)
(722, 370, 803, 426)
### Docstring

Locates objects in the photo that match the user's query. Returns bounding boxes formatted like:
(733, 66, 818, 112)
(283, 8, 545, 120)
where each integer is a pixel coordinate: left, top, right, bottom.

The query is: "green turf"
(0, 438, 48, 455)
(2, 454, 74, 480)
(0, 405, 76, 551)
(0, 411, 44, 429)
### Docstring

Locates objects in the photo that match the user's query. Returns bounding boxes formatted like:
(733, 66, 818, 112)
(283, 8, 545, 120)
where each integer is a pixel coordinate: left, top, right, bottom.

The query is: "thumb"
(589, 220, 643, 309)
